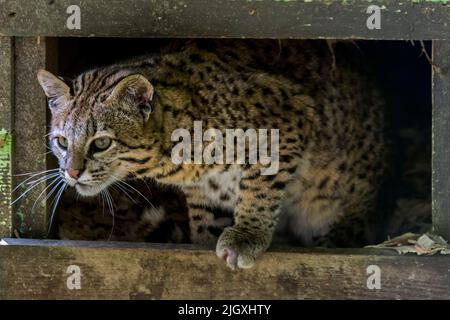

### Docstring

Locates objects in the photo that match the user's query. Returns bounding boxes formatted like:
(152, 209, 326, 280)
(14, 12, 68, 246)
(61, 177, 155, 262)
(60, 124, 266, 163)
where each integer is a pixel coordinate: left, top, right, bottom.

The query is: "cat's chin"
(75, 182, 108, 197)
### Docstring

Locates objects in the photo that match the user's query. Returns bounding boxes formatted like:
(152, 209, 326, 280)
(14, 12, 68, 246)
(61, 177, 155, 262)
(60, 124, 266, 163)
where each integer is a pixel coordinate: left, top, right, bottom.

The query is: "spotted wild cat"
(37, 40, 386, 269)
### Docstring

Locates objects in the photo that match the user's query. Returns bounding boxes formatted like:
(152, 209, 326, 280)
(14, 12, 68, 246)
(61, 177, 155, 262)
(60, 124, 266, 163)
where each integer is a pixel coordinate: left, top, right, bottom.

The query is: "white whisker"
(31, 176, 61, 213)
(113, 182, 137, 204)
(38, 150, 53, 157)
(44, 178, 64, 203)
(104, 189, 115, 241)
(12, 170, 59, 193)
(13, 168, 59, 177)
(110, 175, 155, 210)
(100, 190, 106, 217)
(11, 173, 60, 206)
(25, 172, 59, 186)
(46, 182, 67, 238)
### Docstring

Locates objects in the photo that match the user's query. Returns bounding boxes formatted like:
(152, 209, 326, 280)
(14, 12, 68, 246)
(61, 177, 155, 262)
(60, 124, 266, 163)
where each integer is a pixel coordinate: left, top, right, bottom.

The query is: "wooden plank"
(0, 37, 13, 237)
(432, 41, 450, 241)
(0, 0, 449, 39)
(1, 239, 450, 299)
(12, 37, 57, 238)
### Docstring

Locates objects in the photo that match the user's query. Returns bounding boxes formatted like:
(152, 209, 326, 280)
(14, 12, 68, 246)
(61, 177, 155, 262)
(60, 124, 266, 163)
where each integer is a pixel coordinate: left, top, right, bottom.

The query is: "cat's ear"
(37, 69, 71, 108)
(108, 74, 154, 121)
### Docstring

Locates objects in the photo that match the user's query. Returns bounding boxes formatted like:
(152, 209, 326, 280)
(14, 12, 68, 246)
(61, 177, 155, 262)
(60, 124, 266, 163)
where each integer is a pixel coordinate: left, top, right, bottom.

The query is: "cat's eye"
(57, 136, 68, 149)
(92, 137, 112, 152)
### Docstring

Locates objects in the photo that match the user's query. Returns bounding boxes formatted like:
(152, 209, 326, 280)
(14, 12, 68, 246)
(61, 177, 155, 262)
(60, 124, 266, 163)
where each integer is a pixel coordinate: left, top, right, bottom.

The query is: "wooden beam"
(0, 0, 449, 39)
(12, 37, 57, 238)
(432, 40, 450, 241)
(0, 37, 14, 237)
(1, 239, 450, 299)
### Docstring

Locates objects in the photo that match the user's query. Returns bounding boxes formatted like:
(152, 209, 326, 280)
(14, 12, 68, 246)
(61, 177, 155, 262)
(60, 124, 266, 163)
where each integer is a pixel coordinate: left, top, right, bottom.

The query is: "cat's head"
(37, 69, 159, 197)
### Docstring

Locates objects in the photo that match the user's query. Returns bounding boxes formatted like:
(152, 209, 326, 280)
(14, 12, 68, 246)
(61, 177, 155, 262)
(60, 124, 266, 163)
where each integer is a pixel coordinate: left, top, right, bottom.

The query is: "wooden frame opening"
(0, 0, 449, 299)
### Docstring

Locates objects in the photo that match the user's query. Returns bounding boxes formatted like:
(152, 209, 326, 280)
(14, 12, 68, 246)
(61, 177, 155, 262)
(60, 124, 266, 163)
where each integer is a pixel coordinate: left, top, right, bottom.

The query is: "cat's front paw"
(216, 225, 269, 270)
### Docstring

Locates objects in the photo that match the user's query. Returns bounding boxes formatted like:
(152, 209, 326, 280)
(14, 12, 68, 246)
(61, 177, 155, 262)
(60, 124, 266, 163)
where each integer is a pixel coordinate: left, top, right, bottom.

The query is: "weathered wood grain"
(0, 37, 13, 237)
(0, 0, 449, 39)
(1, 239, 449, 299)
(12, 37, 57, 238)
(432, 40, 450, 241)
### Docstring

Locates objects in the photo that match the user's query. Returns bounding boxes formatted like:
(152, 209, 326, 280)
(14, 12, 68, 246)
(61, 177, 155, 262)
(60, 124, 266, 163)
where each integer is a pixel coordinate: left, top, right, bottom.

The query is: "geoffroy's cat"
(37, 40, 386, 269)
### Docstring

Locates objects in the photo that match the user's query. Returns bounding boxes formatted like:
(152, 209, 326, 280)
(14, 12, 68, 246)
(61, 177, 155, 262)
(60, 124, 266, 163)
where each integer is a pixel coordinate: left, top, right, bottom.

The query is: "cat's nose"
(67, 168, 80, 179)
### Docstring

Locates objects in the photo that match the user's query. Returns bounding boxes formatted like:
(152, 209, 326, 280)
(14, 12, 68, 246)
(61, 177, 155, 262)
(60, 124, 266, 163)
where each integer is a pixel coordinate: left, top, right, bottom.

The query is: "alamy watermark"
(171, 121, 280, 175)
(66, 265, 81, 290)
(366, 265, 381, 290)
(66, 5, 81, 30)
(366, 5, 381, 30)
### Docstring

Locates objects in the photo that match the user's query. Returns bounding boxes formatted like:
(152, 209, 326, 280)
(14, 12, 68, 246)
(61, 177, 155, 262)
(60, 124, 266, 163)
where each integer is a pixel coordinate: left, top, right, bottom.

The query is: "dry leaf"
(366, 233, 450, 256)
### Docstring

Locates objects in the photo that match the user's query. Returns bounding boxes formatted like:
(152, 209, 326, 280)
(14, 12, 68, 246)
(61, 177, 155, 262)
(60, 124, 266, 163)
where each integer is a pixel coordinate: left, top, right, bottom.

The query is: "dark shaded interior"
(47, 38, 432, 244)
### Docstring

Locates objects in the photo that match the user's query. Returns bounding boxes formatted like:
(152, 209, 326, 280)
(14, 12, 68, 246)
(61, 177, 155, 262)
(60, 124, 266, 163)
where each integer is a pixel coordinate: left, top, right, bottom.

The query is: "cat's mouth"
(63, 171, 121, 197)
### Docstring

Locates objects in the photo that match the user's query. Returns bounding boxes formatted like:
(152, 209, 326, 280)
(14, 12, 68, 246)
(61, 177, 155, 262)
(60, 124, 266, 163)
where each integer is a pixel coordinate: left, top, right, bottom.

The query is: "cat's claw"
(216, 245, 256, 269)
(217, 246, 238, 270)
(216, 226, 261, 270)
